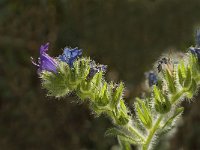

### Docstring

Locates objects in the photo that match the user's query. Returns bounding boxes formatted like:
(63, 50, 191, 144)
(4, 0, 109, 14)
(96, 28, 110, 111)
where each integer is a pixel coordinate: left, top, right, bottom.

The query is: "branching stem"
(142, 115, 163, 150)
(171, 89, 186, 104)
(126, 124, 145, 142)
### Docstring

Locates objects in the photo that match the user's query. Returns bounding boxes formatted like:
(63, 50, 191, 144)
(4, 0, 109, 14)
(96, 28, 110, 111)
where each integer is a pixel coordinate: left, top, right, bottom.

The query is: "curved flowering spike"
(59, 47, 82, 67)
(31, 43, 58, 73)
(37, 29, 200, 150)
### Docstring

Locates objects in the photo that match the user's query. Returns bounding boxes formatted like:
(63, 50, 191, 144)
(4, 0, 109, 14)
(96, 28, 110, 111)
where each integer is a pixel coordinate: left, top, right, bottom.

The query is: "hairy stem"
(171, 89, 185, 104)
(126, 123, 145, 142)
(142, 115, 163, 150)
(118, 136, 132, 150)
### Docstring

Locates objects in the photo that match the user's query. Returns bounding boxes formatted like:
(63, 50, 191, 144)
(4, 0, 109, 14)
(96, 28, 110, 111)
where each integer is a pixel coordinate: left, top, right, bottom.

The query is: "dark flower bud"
(87, 60, 107, 78)
(145, 71, 158, 87)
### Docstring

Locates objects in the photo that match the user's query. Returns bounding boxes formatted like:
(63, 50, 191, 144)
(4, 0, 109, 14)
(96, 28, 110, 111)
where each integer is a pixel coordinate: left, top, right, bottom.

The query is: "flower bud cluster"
(32, 43, 130, 126)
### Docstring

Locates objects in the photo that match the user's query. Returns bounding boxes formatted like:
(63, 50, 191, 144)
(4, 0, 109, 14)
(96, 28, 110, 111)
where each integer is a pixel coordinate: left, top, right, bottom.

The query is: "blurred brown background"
(0, 0, 200, 150)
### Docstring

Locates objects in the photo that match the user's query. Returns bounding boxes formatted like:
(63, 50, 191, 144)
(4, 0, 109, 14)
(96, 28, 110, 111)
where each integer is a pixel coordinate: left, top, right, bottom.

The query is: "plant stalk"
(126, 124, 145, 142)
(142, 115, 163, 150)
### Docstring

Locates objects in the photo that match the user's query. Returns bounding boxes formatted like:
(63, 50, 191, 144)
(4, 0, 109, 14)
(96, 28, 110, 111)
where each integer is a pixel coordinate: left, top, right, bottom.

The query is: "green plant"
(33, 31, 200, 150)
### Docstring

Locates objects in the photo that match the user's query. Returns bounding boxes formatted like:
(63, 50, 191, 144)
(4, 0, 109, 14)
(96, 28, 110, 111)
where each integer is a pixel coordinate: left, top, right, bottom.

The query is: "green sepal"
(111, 82, 124, 109)
(90, 72, 103, 91)
(180, 61, 186, 78)
(87, 72, 103, 100)
(135, 98, 152, 129)
(178, 65, 184, 86)
(90, 103, 111, 116)
(77, 57, 91, 79)
(95, 82, 110, 106)
(119, 99, 129, 115)
(77, 80, 94, 100)
(116, 100, 130, 125)
(67, 69, 79, 90)
(95, 71, 103, 88)
(117, 115, 129, 126)
(78, 71, 104, 100)
(183, 67, 192, 88)
(153, 86, 171, 114)
(164, 69, 176, 94)
(40, 62, 71, 97)
(188, 52, 200, 77)
(67, 58, 90, 90)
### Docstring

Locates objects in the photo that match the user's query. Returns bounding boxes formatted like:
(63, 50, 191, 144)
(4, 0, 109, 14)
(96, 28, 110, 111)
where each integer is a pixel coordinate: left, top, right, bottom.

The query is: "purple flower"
(88, 61, 107, 78)
(59, 47, 82, 67)
(31, 43, 57, 73)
